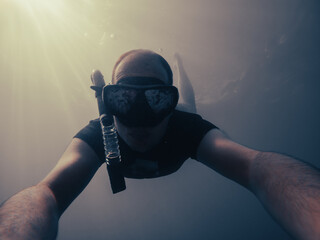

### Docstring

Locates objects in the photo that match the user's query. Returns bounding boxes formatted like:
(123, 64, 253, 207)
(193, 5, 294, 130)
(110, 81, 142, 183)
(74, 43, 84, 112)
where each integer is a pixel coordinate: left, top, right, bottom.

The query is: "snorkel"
(91, 70, 126, 194)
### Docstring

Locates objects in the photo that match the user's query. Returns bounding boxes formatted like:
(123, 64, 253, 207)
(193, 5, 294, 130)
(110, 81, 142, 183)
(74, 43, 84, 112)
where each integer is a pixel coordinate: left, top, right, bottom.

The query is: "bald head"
(112, 49, 173, 85)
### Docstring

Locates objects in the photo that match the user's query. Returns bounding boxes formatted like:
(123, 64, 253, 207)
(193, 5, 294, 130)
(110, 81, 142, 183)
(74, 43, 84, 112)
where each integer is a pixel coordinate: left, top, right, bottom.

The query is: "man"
(0, 49, 319, 240)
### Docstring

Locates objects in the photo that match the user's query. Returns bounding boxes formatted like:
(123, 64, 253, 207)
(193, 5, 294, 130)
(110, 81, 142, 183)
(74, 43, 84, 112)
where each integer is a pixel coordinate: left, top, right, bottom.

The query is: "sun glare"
(0, 0, 110, 139)
(11, 0, 66, 13)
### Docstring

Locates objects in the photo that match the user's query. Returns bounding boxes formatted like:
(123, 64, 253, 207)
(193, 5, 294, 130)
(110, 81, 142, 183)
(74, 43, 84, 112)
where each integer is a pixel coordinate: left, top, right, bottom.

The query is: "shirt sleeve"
(168, 110, 218, 160)
(73, 119, 105, 163)
(185, 113, 218, 159)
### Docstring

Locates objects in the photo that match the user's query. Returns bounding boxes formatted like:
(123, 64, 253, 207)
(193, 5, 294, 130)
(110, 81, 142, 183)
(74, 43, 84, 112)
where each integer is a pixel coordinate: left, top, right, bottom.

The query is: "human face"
(112, 51, 172, 152)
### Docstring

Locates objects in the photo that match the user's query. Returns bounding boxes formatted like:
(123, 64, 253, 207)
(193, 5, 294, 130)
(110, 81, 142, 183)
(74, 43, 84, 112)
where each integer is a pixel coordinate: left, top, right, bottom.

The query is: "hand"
(91, 69, 105, 87)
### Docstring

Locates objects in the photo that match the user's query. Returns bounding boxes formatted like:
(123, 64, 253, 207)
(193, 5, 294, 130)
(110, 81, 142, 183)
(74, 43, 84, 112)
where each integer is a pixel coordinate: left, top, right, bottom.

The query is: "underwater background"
(0, 0, 319, 239)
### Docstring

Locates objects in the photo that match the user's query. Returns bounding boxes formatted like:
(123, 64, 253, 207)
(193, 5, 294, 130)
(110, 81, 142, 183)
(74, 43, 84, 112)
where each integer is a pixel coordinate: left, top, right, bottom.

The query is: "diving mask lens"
(144, 88, 176, 114)
(103, 85, 178, 126)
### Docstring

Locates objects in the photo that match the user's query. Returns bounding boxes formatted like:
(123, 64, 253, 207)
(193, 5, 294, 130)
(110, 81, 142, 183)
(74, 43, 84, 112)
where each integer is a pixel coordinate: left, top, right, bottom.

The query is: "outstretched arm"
(0, 185, 59, 240)
(0, 138, 102, 240)
(197, 129, 320, 240)
(250, 152, 320, 239)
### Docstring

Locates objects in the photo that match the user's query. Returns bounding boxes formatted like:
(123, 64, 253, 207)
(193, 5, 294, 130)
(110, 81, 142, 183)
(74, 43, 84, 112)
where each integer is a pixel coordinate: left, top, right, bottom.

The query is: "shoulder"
(73, 119, 105, 163)
(74, 119, 101, 140)
(167, 110, 218, 159)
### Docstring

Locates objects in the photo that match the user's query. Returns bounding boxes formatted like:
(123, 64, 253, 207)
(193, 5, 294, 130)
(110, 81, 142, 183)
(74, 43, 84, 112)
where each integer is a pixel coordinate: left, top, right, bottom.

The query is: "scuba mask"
(103, 77, 179, 127)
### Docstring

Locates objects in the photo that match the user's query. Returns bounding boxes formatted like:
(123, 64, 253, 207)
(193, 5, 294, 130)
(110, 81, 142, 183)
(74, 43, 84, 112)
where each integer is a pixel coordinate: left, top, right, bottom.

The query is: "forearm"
(250, 152, 320, 240)
(0, 184, 60, 240)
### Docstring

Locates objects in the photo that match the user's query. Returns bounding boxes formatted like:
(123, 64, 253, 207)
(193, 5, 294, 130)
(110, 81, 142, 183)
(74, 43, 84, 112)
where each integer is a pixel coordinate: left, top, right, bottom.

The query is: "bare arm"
(250, 152, 320, 239)
(0, 138, 102, 239)
(0, 185, 59, 240)
(197, 129, 320, 240)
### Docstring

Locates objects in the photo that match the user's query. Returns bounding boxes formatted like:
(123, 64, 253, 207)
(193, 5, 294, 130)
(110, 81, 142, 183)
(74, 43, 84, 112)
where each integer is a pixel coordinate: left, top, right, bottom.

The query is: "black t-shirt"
(74, 110, 217, 179)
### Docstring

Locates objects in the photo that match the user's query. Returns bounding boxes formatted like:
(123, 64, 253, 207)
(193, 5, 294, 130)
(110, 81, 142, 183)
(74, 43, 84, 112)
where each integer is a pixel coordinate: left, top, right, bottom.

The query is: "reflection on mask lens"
(145, 89, 174, 114)
(106, 88, 137, 115)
